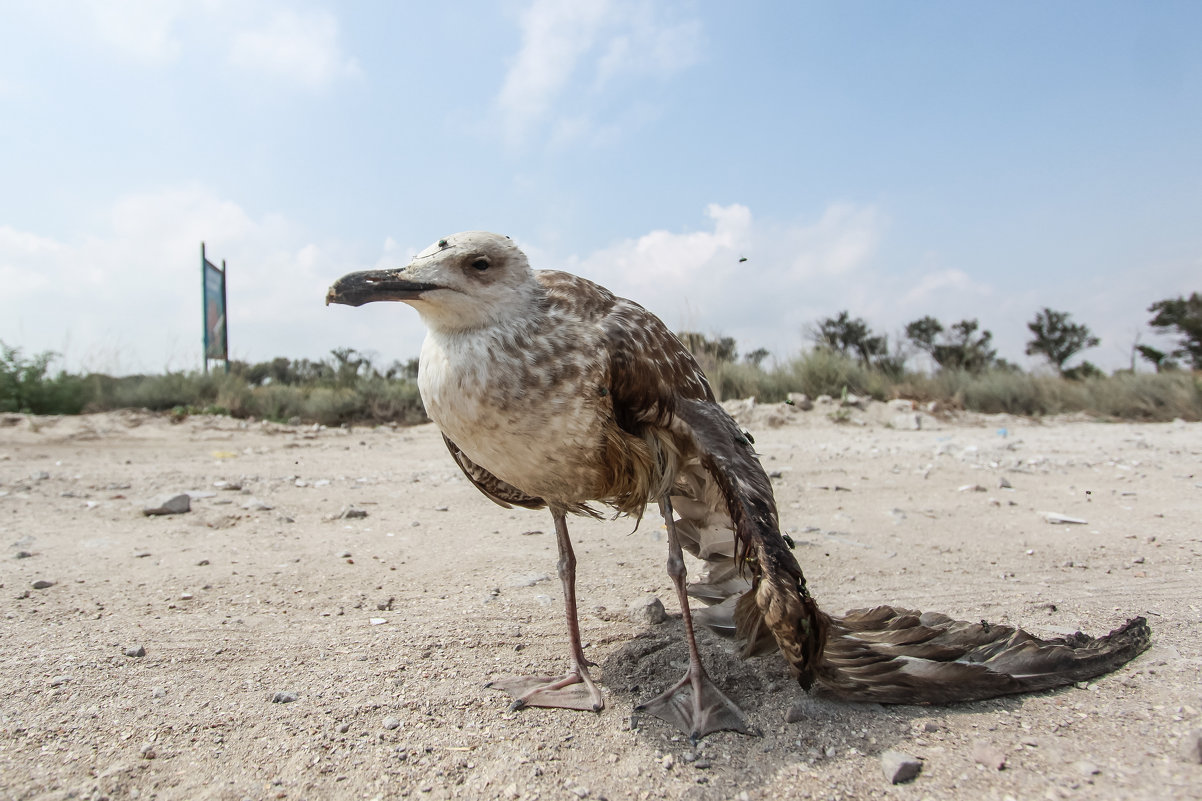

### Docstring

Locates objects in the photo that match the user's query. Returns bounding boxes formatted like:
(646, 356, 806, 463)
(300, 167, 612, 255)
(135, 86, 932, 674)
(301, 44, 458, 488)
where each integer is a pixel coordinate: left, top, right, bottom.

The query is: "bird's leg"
(486, 509, 605, 713)
(635, 496, 756, 742)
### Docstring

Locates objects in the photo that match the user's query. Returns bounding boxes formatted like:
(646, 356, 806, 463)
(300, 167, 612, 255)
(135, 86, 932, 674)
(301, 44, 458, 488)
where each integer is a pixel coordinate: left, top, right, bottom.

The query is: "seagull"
(326, 231, 1149, 741)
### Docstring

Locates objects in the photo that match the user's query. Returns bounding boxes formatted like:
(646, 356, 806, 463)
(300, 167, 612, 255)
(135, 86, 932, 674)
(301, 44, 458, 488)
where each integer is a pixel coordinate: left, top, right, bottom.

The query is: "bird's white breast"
(418, 325, 608, 503)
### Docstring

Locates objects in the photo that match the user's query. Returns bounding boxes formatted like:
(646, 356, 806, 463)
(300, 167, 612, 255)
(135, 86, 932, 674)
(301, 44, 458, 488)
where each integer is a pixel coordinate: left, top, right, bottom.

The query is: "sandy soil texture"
(1, 403, 1200, 801)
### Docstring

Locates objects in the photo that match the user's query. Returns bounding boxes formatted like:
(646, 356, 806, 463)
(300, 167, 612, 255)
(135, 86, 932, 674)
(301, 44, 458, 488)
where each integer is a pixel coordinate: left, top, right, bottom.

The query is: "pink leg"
(486, 509, 604, 712)
(635, 496, 756, 741)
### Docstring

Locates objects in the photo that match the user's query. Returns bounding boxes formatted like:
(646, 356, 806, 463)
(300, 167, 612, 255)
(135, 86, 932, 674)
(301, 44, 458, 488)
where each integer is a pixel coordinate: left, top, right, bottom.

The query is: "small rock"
(571, 787, 590, 798)
(337, 550, 352, 558)
(338, 507, 368, 519)
(49, 675, 70, 687)
(143, 493, 190, 516)
(123, 645, 146, 658)
(14, 550, 33, 559)
(880, 750, 922, 784)
(786, 393, 813, 411)
(661, 754, 675, 770)
(434, 504, 449, 512)
(1180, 728, 1202, 763)
(382, 715, 401, 730)
(152, 687, 167, 698)
(179, 592, 194, 601)
(998, 476, 1013, 489)
(1041, 511, 1087, 525)
(32, 580, 54, 590)
(369, 617, 387, 625)
(270, 691, 298, 703)
(972, 740, 1007, 770)
(629, 596, 667, 625)
(958, 484, 987, 493)
(337, 722, 351, 734)
(1074, 760, 1100, 777)
(139, 743, 156, 759)
(242, 498, 273, 511)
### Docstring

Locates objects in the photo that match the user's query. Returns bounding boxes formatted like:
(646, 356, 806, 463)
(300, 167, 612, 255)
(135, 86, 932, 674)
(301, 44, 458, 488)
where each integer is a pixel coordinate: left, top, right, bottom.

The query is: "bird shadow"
(597, 617, 1038, 794)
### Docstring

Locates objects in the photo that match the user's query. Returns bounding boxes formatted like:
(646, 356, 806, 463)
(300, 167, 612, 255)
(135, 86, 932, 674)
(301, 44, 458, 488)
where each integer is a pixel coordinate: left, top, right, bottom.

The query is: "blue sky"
(2, 1, 1199, 374)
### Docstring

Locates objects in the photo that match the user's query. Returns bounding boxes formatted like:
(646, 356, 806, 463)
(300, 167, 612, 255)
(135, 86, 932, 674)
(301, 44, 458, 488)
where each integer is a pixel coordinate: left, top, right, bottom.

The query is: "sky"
(1, 1, 1200, 375)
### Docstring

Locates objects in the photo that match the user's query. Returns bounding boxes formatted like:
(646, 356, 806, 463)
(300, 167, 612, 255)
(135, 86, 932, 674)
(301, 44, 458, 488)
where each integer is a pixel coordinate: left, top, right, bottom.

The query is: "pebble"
(382, 715, 401, 730)
(971, 740, 1007, 770)
(143, 493, 191, 516)
(1073, 760, 1101, 777)
(270, 691, 298, 703)
(14, 551, 33, 559)
(32, 580, 54, 590)
(880, 749, 922, 784)
(338, 507, 368, 519)
(1041, 511, 1087, 525)
(242, 498, 273, 511)
(123, 645, 146, 658)
(434, 505, 449, 512)
(152, 687, 167, 698)
(661, 754, 675, 770)
(139, 743, 156, 760)
(49, 675, 70, 687)
(628, 596, 668, 625)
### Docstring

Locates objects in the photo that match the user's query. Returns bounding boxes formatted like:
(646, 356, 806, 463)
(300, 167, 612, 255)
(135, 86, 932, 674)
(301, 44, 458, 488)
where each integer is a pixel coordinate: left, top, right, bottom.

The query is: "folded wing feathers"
(667, 397, 1152, 704)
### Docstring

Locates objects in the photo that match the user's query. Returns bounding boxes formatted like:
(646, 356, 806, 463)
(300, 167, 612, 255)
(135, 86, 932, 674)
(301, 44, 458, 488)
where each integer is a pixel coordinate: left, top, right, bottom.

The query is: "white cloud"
(564, 203, 888, 357)
(0, 187, 419, 374)
(29, 2, 360, 90)
(79, 0, 189, 64)
(497, 0, 703, 143)
(228, 8, 361, 90)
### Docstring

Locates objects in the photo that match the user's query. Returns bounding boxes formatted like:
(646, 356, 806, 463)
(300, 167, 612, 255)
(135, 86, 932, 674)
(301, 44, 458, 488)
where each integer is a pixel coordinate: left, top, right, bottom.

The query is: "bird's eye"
(471, 257, 490, 272)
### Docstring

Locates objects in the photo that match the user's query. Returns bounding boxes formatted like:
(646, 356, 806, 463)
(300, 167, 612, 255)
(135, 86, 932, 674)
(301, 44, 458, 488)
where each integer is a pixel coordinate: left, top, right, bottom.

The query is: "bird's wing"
(591, 294, 827, 687)
(441, 434, 546, 511)
(671, 396, 828, 688)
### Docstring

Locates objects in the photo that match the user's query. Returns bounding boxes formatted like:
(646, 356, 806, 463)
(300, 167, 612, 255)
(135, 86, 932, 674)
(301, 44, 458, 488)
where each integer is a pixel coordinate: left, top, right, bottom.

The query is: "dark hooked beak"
(325, 269, 441, 307)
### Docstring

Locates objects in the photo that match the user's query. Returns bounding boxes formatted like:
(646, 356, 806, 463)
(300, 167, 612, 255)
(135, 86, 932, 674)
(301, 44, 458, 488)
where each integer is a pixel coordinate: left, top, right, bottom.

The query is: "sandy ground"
(1, 402, 1200, 801)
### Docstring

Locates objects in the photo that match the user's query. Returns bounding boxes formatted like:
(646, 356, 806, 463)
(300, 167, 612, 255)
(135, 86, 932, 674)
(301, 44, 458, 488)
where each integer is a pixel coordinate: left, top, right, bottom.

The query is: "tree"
(809, 311, 885, 366)
(905, 316, 997, 373)
(1147, 292, 1202, 369)
(743, 347, 770, 368)
(676, 332, 738, 364)
(1025, 308, 1100, 376)
(1135, 344, 1177, 373)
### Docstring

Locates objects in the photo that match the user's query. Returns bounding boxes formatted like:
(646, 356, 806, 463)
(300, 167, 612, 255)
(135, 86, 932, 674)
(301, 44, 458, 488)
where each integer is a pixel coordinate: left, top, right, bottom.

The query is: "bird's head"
(325, 231, 537, 332)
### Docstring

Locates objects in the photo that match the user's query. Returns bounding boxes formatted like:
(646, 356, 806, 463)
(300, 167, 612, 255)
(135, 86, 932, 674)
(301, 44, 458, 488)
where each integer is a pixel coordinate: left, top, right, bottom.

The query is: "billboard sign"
(202, 244, 228, 363)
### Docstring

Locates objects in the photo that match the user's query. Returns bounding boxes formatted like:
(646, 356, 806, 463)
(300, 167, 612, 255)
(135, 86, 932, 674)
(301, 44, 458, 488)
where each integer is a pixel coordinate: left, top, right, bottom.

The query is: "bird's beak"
(325, 268, 441, 307)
